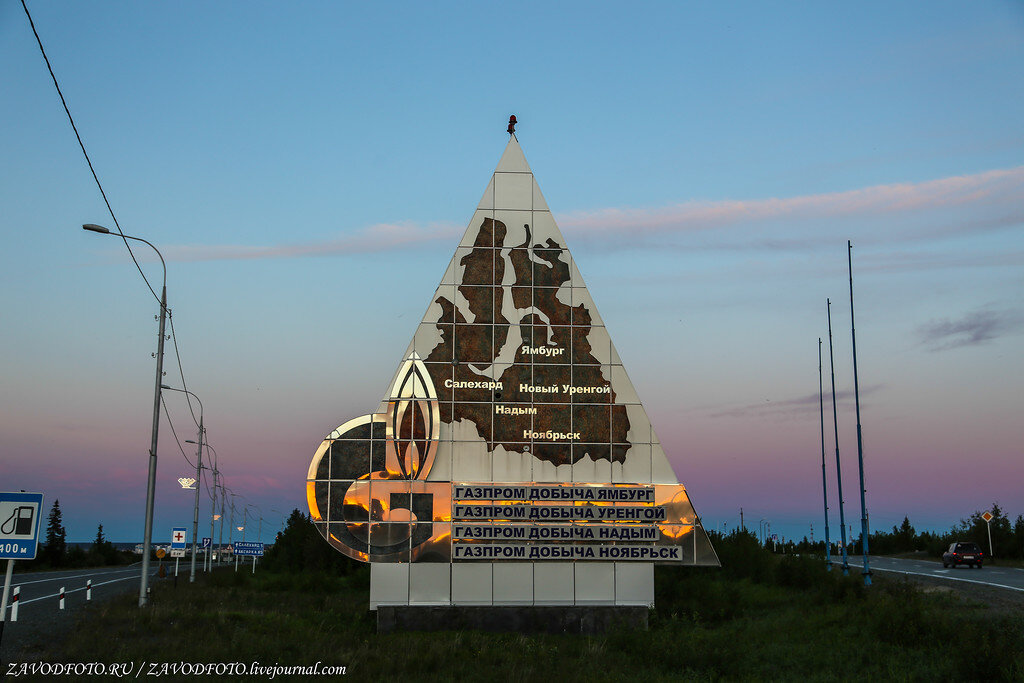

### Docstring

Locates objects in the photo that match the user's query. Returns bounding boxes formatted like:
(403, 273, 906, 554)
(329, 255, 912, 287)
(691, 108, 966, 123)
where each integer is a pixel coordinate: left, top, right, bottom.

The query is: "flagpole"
(827, 299, 850, 575)
(848, 241, 872, 586)
(819, 338, 831, 570)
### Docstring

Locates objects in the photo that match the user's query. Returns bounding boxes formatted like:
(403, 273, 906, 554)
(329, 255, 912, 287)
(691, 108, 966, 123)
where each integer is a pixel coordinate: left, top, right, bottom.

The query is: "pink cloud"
(558, 166, 1024, 235)
(162, 221, 462, 262)
(156, 166, 1024, 261)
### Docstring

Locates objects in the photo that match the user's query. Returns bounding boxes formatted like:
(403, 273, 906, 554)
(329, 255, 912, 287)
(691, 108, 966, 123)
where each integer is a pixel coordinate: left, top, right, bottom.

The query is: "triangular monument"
(307, 125, 718, 613)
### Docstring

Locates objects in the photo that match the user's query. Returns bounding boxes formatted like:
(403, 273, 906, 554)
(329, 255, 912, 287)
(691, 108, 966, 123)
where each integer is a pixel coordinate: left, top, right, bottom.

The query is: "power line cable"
(201, 467, 216, 503)
(23, 0, 209, 473)
(20, 0, 159, 305)
(160, 394, 196, 469)
(23, 0, 207, 455)
(167, 312, 200, 430)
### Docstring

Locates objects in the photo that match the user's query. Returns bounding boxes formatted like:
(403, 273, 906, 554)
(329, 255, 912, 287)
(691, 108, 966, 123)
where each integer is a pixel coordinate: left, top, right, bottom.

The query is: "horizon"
(2, 1, 1022, 548)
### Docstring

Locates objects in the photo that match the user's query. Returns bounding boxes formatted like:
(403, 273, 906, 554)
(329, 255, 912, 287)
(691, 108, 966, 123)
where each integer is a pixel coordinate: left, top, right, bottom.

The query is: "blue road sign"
(201, 537, 211, 549)
(233, 542, 264, 557)
(171, 527, 188, 550)
(0, 491, 45, 560)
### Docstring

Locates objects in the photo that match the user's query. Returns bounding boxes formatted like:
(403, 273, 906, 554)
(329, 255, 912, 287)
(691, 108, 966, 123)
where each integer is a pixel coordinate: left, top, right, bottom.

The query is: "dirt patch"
(877, 572, 1024, 615)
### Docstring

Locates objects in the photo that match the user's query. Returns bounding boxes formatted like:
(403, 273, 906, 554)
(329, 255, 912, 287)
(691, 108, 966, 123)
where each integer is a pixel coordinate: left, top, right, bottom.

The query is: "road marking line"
(10, 566, 142, 587)
(2, 572, 157, 612)
(872, 566, 1024, 592)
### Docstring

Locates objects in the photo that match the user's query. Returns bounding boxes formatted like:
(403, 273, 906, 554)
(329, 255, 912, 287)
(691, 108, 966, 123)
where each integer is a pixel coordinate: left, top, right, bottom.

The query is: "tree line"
(782, 503, 1024, 559)
(22, 499, 135, 570)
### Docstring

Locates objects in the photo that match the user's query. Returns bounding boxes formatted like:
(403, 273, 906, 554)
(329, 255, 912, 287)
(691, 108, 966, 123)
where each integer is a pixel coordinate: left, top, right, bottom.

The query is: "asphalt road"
(3, 564, 153, 617)
(842, 555, 1024, 592)
(0, 563, 159, 662)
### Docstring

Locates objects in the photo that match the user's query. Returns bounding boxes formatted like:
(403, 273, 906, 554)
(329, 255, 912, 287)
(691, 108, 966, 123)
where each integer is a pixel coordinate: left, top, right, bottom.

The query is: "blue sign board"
(201, 537, 211, 549)
(171, 527, 188, 549)
(0, 491, 45, 560)
(234, 542, 264, 557)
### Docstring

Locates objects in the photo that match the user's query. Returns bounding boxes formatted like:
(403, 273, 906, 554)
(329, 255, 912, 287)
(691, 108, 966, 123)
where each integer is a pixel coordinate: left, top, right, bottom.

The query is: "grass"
(23, 541, 1024, 682)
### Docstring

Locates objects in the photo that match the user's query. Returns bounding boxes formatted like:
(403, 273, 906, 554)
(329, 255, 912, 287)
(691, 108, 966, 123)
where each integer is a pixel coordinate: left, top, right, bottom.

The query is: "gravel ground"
(873, 571, 1024, 615)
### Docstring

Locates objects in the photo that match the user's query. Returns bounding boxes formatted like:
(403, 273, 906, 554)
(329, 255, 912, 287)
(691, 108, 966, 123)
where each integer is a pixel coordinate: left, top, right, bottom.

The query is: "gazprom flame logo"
(385, 355, 439, 480)
(306, 353, 446, 563)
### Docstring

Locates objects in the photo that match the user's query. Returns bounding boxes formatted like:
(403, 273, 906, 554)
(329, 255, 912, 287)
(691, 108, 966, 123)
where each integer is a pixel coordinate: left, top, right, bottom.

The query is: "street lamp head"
(83, 223, 111, 234)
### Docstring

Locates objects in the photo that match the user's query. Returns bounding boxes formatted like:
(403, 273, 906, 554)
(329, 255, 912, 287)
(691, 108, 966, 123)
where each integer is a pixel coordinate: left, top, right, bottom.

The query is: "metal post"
(208, 466, 216, 571)
(230, 501, 238, 571)
(140, 283, 167, 606)
(986, 519, 994, 558)
(207, 451, 218, 571)
(218, 486, 225, 566)
(819, 338, 832, 571)
(1, 559, 14, 645)
(827, 299, 851, 575)
(189, 421, 203, 583)
(848, 241, 871, 586)
(82, 225, 166, 608)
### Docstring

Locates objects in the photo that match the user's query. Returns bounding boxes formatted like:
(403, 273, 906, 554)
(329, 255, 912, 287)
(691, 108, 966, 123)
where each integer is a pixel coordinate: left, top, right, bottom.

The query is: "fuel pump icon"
(1, 506, 35, 536)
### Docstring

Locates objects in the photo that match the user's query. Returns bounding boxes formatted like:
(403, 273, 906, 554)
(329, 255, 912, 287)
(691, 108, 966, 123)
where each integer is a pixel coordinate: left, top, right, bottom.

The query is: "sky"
(1, 1, 1022, 546)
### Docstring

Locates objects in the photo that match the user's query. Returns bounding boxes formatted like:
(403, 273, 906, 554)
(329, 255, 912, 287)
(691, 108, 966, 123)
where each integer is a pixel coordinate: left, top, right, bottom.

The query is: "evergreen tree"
(43, 499, 67, 566)
(895, 516, 916, 552)
(261, 509, 359, 574)
(90, 523, 120, 565)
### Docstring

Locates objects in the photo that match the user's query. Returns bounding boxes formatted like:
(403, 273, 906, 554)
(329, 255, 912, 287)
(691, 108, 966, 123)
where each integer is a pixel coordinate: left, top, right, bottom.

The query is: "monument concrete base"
(376, 605, 648, 635)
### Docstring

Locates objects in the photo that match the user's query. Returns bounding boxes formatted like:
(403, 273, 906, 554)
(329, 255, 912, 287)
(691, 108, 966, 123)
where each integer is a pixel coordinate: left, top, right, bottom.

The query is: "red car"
(942, 542, 984, 568)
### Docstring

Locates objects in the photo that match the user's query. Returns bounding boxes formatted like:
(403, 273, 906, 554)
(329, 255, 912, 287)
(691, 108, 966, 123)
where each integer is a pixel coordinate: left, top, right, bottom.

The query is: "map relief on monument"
(423, 216, 630, 468)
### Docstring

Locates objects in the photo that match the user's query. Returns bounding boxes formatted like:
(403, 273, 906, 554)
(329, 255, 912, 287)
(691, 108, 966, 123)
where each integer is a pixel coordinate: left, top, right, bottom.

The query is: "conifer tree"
(43, 499, 67, 566)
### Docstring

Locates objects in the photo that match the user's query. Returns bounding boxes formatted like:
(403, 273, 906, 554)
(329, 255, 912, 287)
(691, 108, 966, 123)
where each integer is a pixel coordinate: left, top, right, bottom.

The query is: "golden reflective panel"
(655, 485, 695, 525)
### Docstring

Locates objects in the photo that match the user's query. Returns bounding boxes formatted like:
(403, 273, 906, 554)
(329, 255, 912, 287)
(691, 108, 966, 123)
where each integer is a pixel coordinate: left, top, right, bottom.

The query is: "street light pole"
(202, 443, 218, 571)
(170, 386, 204, 584)
(271, 508, 285, 539)
(246, 504, 263, 544)
(168, 388, 203, 583)
(218, 486, 226, 564)
(84, 223, 166, 608)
